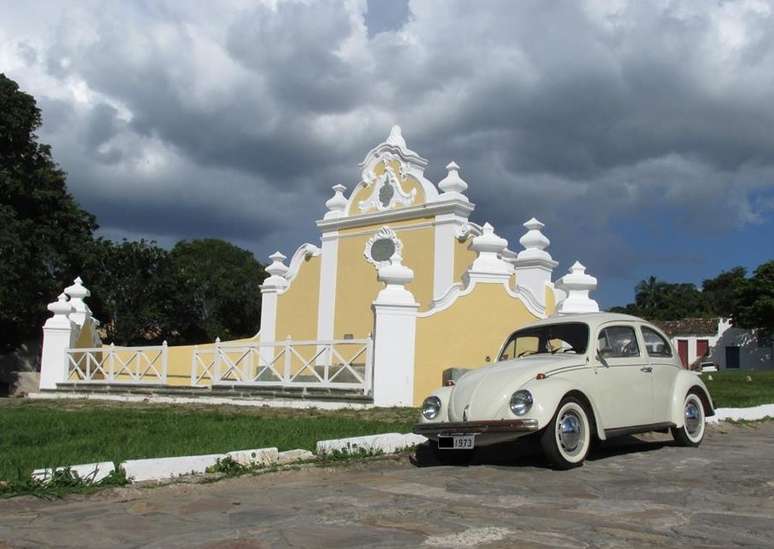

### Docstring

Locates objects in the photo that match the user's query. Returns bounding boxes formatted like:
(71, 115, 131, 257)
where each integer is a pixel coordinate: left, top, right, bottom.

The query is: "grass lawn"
(0, 399, 417, 483)
(701, 369, 774, 408)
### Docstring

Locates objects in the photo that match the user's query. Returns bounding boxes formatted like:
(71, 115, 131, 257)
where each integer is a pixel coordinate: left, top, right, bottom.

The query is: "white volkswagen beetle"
(414, 313, 714, 469)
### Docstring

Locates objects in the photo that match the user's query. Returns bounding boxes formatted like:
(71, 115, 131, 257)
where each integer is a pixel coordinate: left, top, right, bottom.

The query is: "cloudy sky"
(2, 0, 773, 307)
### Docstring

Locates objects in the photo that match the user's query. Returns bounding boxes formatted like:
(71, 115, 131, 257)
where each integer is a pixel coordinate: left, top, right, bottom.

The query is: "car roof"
(522, 312, 652, 331)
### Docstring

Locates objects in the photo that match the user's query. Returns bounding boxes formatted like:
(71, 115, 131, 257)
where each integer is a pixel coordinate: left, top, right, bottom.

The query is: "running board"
(604, 422, 676, 439)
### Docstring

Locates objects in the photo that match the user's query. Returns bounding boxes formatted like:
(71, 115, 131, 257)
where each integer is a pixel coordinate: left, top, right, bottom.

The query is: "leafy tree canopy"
(611, 260, 774, 335)
(0, 73, 96, 351)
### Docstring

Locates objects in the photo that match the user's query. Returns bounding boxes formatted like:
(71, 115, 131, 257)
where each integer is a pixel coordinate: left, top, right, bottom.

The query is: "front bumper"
(414, 419, 540, 446)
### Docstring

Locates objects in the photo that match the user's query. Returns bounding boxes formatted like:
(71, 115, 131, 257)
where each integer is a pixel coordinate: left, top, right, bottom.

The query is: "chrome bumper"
(413, 418, 540, 438)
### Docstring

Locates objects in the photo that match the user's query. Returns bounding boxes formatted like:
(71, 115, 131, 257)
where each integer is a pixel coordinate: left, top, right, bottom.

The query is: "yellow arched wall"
(334, 217, 435, 340)
(544, 286, 556, 316)
(275, 254, 321, 341)
(348, 160, 426, 215)
(454, 238, 476, 283)
(413, 283, 540, 405)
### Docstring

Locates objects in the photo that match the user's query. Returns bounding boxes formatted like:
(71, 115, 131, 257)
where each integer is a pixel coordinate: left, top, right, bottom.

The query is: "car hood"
(448, 355, 584, 422)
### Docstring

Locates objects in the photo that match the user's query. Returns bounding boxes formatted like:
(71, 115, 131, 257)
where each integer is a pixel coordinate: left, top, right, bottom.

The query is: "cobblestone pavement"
(1, 422, 773, 548)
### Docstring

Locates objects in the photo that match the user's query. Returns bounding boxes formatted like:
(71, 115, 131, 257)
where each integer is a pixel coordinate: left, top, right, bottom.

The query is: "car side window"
(598, 325, 640, 358)
(641, 326, 672, 357)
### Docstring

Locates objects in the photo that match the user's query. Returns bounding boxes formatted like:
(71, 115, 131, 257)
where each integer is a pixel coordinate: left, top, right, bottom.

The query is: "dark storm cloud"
(3, 0, 774, 305)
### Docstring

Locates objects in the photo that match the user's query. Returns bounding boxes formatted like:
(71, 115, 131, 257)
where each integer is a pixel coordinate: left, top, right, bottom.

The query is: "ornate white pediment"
(358, 156, 417, 213)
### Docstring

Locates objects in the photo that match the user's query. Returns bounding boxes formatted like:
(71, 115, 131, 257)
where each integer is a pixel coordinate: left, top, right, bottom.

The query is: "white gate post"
(372, 255, 419, 407)
(39, 293, 75, 390)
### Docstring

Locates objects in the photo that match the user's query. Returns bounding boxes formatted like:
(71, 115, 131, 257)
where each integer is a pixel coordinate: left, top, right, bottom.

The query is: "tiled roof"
(654, 318, 719, 337)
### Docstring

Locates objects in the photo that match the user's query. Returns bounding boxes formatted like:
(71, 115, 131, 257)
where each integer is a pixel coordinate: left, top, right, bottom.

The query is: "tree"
(170, 239, 266, 343)
(732, 261, 774, 336)
(610, 277, 708, 320)
(702, 267, 747, 317)
(0, 74, 96, 351)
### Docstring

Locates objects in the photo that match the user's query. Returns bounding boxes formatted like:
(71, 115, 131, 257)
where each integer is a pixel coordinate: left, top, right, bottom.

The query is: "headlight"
(422, 396, 441, 420)
(510, 390, 533, 416)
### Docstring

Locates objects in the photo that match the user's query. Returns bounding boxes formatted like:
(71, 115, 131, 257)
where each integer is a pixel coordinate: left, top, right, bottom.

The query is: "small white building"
(656, 318, 773, 370)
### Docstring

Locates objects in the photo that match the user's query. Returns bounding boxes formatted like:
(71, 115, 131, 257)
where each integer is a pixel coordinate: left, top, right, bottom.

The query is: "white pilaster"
(39, 294, 75, 390)
(259, 252, 289, 346)
(316, 231, 339, 342)
(372, 256, 419, 407)
(433, 213, 466, 300)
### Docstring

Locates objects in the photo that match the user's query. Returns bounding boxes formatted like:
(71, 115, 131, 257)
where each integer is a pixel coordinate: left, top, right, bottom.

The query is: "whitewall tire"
(671, 392, 705, 447)
(540, 397, 592, 470)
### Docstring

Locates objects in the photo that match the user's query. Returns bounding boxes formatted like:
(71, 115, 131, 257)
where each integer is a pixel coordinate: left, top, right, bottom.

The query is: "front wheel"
(540, 397, 591, 470)
(671, 392, 705, 447)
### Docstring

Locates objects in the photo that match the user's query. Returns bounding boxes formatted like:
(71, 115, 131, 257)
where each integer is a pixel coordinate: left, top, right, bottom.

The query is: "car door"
(591, 323, 653, 429)
(641, 324, 679, 424)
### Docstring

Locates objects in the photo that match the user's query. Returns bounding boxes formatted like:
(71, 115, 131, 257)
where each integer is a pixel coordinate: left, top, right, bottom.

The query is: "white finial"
(556, 261, 599, 314)
(468, 222, 510, 276)
(64, 276, 90, 300)
(517, 218, 552, 262)
(44, 293, 73, 329)
(386, 125, 407, 149)
(262, 252, 289, 291)
(324, 184, 348, 220)
(374, 255, 417, 306)
(438, 161, 470, 202)
(64, 276, 92, 327)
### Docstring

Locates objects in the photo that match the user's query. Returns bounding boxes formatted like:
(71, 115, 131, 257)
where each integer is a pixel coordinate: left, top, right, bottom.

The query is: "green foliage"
(0, 74, 96, 351)
(610, 276, 709, 320)
(732, 261, 774, 336)
(171, 239, 266, 343)
(207, 455, 253, 477)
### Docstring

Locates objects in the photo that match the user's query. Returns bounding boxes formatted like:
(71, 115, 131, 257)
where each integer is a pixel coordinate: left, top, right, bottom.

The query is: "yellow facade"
(275, 254, 321, 341)
(413, 283, 539, 404)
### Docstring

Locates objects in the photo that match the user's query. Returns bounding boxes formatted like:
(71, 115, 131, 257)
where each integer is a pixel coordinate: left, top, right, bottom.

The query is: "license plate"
(438, 435, 475, 450)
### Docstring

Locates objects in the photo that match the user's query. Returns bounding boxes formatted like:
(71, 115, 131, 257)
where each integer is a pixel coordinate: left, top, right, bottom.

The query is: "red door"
(696, 339, 709, 360)
(678, 339, 689, 368)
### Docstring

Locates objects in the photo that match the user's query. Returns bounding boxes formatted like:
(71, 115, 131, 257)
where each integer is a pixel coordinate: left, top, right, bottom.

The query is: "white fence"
(191, 338, 373, 394)
(65, 343, 168, 384)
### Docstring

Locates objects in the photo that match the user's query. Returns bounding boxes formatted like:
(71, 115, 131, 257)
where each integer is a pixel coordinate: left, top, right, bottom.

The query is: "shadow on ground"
(412, 433, 678, 469)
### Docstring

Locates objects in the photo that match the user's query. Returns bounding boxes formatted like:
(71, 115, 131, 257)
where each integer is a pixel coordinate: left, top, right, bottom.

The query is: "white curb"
(227, 447, 278, 466)
(277, 449, 315, 464)
(32, 461, 115, 484)
(316, 432, 427, 456)
(123, 454, 225, 482)
(707, 404, 774, 424)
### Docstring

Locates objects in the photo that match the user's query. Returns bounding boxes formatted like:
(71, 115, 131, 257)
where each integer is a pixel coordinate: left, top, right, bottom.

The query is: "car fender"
(520, 377, 607, 440)
(669, 371, 715, 427)
(417, 386, 454, 424)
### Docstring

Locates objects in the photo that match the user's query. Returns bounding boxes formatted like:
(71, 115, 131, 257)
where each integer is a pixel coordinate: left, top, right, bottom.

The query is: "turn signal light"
(536, 373, 546, 380)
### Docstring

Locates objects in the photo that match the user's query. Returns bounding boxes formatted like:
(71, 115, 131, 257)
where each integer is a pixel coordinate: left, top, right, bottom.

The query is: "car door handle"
(640, 367, 653, 373)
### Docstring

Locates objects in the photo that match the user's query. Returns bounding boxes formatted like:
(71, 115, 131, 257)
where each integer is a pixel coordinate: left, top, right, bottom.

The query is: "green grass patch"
(0, 398, 417, 487)
(702, 370, 774, 408)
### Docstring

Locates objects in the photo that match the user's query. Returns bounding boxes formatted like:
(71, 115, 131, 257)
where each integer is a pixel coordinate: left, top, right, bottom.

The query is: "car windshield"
(499, 322, 590, 360)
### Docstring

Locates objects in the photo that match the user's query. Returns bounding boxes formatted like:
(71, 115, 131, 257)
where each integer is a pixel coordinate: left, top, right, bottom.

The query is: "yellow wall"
(544, 285, 556, 316)
(349, 159, 426, 214)
(334, 218, 435, 339)
(454, 238, 476, 283)
(275, 254, 321, 341)
(413, 283, 540, 405)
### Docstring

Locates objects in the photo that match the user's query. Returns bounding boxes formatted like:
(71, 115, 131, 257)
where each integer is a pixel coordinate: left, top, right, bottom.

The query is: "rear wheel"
(671, 392, 705, 447)
(540, 397, 591, 470)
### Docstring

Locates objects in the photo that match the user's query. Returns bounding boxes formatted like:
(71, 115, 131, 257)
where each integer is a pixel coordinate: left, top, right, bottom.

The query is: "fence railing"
(65, 342, 168, 384)
(191, 338, 373, 394)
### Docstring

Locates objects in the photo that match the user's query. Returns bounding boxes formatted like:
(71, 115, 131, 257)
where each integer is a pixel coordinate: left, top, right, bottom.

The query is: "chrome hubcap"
(685, 399, 702, 436)
(557, 412, 583, 455)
